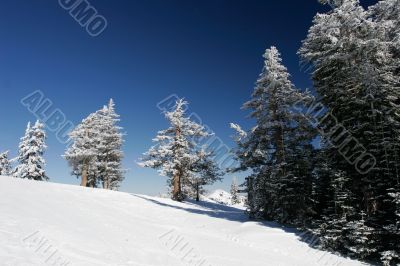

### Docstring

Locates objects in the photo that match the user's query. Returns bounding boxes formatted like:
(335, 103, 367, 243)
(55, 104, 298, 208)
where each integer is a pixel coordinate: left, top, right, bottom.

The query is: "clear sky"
(0, 0, 376, 195)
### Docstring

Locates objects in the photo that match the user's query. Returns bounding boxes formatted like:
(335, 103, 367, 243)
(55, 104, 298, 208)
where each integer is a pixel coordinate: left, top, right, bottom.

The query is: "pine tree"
(65, 100, 125, 189)
(0, 151, 12, 176)
(231, 46, 315, 224)
(382, 188, 400, 265)
(139, 99, 218, 201)
(230, 177, 240, 205)
(310, 148, 333, 222)
(96, 99, 125, 190)
(381, 250, 400, 266)
(299, 0, 400, 261)
(185, 149, 223, 201)
(346, 212, 376, 259)
(14, 121, 47, 181)
(64, 113, 99, 187)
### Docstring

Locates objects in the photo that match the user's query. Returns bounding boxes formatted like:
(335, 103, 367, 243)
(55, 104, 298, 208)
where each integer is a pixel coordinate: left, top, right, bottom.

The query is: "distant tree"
(0, 151, 12, 176)
(185, 149, 223, 201)
(230, 177, 240, 205)
(14, 121, 47, 181)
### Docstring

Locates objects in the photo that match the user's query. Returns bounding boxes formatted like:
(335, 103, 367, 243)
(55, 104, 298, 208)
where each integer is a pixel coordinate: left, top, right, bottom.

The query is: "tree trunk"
(103, 178, 109, 190)
(272, 98, 285, 174)
(81, 163, 88, 187)
(172, 171, 182, 201)
(196, 182, 200, 202)
(172, 126, 183, 201)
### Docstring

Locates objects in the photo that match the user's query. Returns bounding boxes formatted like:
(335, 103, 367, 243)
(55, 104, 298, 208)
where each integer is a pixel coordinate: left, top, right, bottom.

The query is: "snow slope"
(206, 189, 245, 207)
(0, 176, 365, 266)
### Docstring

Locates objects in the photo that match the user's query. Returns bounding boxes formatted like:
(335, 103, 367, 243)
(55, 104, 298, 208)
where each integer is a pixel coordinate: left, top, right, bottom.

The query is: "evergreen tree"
(65, 113, 99, 187)
(96, 99, 125, 190)
(299, 0, 400, 261)
(231, 46, 315, 224)
(185, 149, 223, 201)
(230, 177, 240, 205)
(310, 147, 333, 222)
(140, 99, 218, 201)
(14, 121, 47, 181)
(381, 250, 400, 266)
(0, 151, 12, 176)
(346, 212, 376, 259)
(65, 100, 125, 189)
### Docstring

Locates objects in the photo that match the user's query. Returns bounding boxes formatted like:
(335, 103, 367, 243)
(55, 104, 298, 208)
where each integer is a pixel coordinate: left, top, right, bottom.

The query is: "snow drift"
(0, 176, 364, 265)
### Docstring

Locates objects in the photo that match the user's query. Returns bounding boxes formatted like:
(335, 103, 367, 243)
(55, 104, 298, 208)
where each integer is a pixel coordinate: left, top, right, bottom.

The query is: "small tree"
(230, 177, 240, 205)
(0, 151, 12, 176)
(14, 121, 47, 180)
(186, 149, 223, 201)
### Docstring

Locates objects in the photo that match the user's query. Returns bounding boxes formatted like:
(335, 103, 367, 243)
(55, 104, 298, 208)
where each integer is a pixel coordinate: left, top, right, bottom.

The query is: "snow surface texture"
(0, 176, 365, 266)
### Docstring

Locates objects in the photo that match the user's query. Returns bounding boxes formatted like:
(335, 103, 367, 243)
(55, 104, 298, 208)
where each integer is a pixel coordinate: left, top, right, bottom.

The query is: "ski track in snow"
(0, 176, 367, 266)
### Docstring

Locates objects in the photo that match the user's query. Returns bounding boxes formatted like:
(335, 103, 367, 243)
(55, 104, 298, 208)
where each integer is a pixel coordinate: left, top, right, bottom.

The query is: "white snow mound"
(0, 176, 365, 266)
(206, 189, 244, 206)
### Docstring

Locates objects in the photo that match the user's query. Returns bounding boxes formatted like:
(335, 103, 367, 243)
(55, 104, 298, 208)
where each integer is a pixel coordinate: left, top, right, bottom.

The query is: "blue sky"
(0, 0, 376, 195)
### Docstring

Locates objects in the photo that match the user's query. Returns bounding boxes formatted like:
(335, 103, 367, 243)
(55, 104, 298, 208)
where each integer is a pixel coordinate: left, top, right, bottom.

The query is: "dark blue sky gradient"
(0, 0, 377, 194)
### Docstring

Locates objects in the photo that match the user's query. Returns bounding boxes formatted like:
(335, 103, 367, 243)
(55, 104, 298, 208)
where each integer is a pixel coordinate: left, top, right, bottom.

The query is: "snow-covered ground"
(206, 189, 246, 207)
(0, 176, 365, 266)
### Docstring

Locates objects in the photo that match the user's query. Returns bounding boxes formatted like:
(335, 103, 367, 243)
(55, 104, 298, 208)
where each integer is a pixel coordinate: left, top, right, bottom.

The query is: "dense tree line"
(231, 0, 400, 264)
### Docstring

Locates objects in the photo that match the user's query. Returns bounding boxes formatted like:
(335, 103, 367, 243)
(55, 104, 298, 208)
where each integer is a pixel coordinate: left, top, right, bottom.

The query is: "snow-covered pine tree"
(381, 250, 400, 266)
(0, 151, 12, 176)
(382, 188, 400, 265)
(13, 121, 47, 181)
(310, 147, 333, 223)
(96, 99, 125, 190)
(139, 99, 214, 201)
(299, 0, 400, 261)
(184, 149, 223, 201)
(369, 0, 400, 48)
(318, 169, 357, 253)
(65, 100, 125, 189)
(230, 177, 240, 205)
(369, 2, 400, 262)
(230, 46, 315, 224)
(13, 122, 31, 179)
(346, 212, 377, 259)
(64, 113, 99, 187)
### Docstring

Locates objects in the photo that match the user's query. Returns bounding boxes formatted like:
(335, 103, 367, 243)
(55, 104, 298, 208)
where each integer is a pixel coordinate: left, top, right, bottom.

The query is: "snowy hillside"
(206, 189, 245, 207)
(0, 176, 364, 266)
